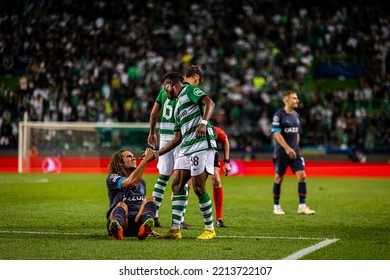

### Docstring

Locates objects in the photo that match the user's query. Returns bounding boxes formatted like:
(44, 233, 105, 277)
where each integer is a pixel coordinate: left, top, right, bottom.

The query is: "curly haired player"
(106, 148, 158, 240)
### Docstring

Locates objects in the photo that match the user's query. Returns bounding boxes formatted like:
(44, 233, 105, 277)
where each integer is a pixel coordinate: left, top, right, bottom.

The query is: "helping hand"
(142, 148, 154, 161)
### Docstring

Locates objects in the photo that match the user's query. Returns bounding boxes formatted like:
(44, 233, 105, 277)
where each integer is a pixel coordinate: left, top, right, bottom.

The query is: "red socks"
(213, 187, 224, 220)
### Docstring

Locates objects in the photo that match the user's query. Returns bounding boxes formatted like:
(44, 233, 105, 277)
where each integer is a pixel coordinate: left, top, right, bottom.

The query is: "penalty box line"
(282, 238, 339, 260)
(220, 235, 340, 260)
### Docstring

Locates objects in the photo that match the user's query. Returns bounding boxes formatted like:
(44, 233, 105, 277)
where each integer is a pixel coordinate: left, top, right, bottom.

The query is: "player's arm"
(221, 135, 231, 176)
(196, 96, 215, 138)
(150, 131, 182, 161)
(273, 132, 297, 159)
(148, 102, 161, 148)
(200, 95, 215, 120)
(122, 148, 154, 188)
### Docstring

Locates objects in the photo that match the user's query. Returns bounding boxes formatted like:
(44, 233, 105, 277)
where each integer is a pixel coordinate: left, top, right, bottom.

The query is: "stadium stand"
(0, 0, 389, 162)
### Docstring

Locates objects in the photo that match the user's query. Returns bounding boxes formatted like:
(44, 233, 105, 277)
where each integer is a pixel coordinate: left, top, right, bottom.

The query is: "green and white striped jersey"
(155, 88, 176, 141)
(174, 84, 217, 156)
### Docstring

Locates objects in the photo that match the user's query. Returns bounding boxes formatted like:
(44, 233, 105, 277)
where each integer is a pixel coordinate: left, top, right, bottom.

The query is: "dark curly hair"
(162, 72, 183, 84)
(108, 150, 126, 176)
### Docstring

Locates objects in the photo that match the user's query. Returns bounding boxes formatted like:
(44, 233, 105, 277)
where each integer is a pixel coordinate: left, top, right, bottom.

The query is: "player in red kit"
(211, 126, 231, 227)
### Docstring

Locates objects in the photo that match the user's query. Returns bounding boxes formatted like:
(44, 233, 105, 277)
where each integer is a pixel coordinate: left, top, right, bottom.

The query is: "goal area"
(18, 117, 154, 173)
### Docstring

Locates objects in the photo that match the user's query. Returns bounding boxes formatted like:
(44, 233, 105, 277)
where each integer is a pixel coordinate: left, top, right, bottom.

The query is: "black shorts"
(272, 152, 305, 176)
(214, 151, 220, 168)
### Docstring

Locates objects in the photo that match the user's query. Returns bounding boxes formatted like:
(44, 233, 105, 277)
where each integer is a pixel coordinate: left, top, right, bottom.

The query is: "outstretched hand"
(142, 148, 154, 161)
(142, 148, 159, 162)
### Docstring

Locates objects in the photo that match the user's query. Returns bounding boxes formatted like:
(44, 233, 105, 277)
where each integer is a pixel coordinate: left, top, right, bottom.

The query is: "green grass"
(0, 173, 389, 260)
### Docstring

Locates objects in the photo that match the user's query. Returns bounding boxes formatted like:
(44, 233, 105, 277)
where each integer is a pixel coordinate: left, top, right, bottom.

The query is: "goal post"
(18, 114, 155, 173)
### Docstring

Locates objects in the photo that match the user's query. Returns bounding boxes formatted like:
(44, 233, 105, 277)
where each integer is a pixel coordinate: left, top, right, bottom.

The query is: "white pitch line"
(0, 230, 339, 259)
(0, 230, 98, 236)
(218, 235, 324, 240)
(282, 238, 339, 260)
(0, 178, 49, 184)
(0, 230, 330, 241)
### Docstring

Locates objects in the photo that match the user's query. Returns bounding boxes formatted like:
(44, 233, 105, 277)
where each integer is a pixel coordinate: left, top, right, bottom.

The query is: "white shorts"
(174, 150, 215, 177)
(157, 139, 181, 176)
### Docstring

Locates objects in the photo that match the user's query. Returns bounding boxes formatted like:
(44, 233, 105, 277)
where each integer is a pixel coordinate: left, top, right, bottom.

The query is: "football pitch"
(0, 172, 389, 260)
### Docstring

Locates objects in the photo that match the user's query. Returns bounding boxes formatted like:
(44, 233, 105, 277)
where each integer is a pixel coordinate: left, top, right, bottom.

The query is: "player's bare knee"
(116, 201, 127, 209)
(172, 182, 187, 193)
(144, 196, 155, 203)
(171, 184, 180, 193)
(298, 174, 306, 182)
(274, 175, 283, 184)
(211, 178, 221, 188)
(193, 187, 206, 196)
(296, 171, 306, 181)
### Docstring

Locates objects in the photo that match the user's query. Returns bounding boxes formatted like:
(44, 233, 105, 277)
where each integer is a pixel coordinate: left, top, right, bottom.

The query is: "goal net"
(18, 116, 154, 173)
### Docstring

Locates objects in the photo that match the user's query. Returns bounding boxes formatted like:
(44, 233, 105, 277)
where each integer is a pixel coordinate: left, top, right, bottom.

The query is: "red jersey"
(213, 126, 227, 144)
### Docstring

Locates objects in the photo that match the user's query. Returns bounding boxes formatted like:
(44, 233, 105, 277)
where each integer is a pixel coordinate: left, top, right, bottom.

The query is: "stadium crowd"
(0, 0, 389, 159)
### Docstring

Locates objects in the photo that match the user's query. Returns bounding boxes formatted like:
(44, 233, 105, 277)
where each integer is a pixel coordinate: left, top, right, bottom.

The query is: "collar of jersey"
(178, 85, 188, 98)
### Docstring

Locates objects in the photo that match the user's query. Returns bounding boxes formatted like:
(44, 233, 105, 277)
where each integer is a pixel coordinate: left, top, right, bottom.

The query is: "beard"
(122, 165, 136, 176)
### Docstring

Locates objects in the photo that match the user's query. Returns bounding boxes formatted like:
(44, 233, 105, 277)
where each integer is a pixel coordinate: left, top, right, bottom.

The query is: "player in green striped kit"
(148, 84, 180, 227)
(149, 72, 217, 240)
(148, 65, 203, 229)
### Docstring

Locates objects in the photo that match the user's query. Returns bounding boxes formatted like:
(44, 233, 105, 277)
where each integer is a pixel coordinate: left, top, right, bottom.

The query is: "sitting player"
(106, 148, 158, 240)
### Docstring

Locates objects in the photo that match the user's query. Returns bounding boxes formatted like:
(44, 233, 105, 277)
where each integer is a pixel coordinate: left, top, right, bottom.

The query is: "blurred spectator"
(29, 144, 39, 158)
(0, 0, 389, 157)
(257, 111, 272, 145)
